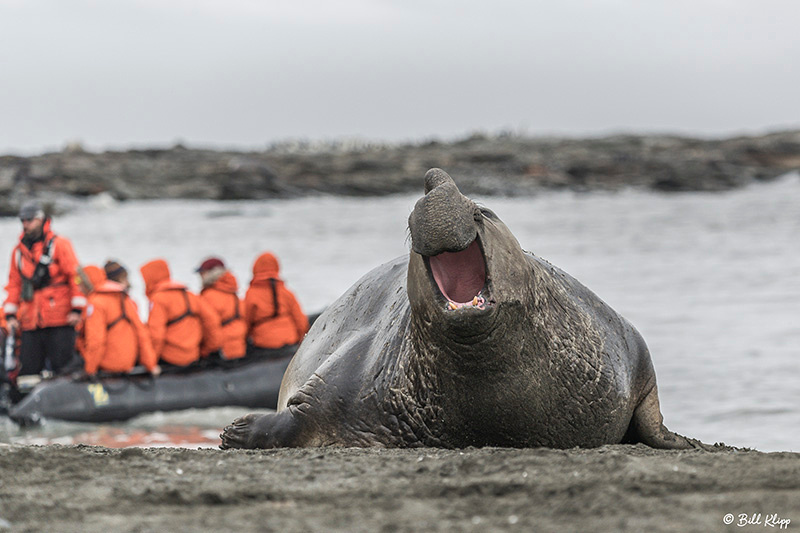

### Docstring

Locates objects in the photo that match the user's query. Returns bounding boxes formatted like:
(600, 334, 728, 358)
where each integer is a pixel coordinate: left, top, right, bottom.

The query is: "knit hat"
(104, 260, 128, 282)
(18, 201, 45, 221)
(196, 257, 225, 273)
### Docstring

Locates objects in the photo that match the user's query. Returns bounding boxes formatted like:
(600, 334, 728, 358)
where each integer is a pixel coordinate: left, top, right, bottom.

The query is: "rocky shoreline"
(2, 130, 800, 216)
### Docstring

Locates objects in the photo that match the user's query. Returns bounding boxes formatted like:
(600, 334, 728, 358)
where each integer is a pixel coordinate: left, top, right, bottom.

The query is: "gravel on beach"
(1, 443, 798, 532)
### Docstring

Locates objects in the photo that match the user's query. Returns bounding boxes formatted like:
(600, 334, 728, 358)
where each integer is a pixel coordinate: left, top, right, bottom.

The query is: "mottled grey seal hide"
(221, 168, 701, 450)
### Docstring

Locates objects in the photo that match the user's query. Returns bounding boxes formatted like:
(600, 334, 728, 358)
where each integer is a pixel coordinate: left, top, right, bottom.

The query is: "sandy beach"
(1, 443, 797, 532)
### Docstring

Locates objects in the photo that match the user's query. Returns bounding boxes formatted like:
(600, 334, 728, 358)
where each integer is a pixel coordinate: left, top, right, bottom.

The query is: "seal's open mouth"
(427, 239, 488, 310)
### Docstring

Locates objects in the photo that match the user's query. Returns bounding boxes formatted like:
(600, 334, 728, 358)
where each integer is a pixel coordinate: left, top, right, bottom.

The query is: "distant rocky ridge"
(2, 130, 799, 216)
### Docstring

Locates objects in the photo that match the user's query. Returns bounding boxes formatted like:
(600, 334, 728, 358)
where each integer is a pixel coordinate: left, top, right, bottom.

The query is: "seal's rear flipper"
(220, 410, 304, 449)
(625, 385, 714, 450)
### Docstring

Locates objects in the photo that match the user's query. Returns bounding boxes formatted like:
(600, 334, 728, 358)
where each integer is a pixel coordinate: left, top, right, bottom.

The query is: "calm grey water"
(2, 174, 799, 451)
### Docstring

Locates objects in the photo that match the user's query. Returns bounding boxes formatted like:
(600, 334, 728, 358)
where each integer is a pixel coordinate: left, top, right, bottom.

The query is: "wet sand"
(1, 443, 798, 532)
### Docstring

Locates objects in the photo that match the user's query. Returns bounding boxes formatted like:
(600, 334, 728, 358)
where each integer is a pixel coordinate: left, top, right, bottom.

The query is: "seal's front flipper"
(626, 385, 697, 450)
(219, 410, 304, 449)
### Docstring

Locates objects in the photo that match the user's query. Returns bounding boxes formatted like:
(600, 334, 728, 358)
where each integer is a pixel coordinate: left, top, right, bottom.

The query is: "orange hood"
(251, 252, 281, 283)
(140, 259, 171, 297)
(83, 265, 107, 292)
(212, 270, 239, 294)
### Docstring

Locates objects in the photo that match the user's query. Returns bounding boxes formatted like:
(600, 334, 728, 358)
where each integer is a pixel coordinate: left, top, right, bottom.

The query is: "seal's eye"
(474, 206, 496, 221)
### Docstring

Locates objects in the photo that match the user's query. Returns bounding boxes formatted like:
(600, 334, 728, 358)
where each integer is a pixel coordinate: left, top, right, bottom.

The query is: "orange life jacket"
(3, 220, 86, 331)
(245, 252, 309, 349)
(141, 259, 223, 366)
(200, 271, 246, 359)
(78, 266, 158, 375)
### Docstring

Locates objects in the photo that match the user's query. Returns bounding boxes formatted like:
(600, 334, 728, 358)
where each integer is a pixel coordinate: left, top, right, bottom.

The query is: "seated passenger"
(245, 252, 309, 352)
(196, 257, 247, 360)
(78, 265, 160, 377)
(140, 259, 222, 367)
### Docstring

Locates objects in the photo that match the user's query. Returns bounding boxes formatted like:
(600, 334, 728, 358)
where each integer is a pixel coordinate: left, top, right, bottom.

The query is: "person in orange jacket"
(3, 202, 86, 376)
(196, 257, 247, 359)
(140, 259, 222, 367)
(244, 252, 309, 352)
(77, 266, 160, 377)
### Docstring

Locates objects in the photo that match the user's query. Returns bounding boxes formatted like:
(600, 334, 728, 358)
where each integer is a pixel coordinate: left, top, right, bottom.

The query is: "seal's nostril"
(424, 168, 454, 194)
(409, 172, 478, 257)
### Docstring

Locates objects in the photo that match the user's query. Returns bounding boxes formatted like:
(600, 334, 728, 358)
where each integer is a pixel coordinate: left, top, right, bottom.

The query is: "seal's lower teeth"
(446, 294, 486, 311)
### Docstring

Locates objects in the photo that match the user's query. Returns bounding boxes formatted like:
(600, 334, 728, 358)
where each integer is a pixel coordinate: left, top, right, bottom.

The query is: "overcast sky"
(1, 0, 799, 155)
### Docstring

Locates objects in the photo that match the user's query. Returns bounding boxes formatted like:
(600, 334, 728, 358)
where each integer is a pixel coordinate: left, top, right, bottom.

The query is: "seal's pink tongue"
(429, 240, 486, 304)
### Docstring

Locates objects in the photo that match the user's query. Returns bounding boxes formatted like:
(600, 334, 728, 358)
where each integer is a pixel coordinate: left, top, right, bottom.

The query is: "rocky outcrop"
(2, 130, 799, 216)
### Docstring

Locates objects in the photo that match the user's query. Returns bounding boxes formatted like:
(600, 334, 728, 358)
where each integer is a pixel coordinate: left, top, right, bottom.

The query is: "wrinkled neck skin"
(403, 174, 538, 446)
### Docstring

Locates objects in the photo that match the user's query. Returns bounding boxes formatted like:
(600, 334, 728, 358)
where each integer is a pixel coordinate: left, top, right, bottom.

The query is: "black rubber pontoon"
(7, 347, 295, 425)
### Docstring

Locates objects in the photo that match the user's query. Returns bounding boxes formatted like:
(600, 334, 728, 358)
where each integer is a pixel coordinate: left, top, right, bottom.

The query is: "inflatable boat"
(6, 346, 296, 425)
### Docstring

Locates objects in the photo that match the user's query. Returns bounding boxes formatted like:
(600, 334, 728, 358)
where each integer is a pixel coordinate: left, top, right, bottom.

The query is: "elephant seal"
(221, 168, 697, 450)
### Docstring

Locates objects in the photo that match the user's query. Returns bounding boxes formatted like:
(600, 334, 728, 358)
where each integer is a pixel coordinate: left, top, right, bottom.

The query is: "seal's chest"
(427, 362, 627, 448)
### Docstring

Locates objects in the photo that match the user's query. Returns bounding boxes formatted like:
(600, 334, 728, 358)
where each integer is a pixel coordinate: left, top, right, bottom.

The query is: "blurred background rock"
(2, 130, 799, 217)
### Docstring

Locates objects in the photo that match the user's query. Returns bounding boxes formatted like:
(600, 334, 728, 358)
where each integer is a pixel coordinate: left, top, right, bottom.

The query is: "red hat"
(196, 257, 225, 273)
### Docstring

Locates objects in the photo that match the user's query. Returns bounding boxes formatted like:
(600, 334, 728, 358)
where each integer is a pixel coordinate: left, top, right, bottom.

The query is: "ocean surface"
(2, 175, 799, 452)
